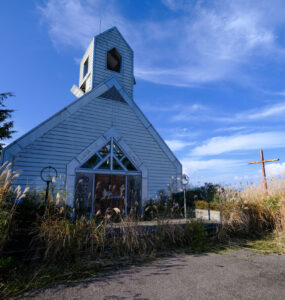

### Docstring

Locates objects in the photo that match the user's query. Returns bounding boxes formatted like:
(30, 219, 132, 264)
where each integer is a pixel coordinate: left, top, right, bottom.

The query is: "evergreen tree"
(0, 92, 15, 150)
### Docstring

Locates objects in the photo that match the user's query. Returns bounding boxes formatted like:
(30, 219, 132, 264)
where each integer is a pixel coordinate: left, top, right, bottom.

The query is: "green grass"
(244, 233, 285, 255)
(212, 233, 285, 256)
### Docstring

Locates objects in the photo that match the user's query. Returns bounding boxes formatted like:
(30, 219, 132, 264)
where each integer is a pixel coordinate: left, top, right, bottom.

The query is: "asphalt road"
(20, 249, 285, 300)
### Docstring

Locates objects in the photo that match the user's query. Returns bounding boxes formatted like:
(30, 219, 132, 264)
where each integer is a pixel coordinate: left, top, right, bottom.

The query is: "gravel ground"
(19, 249, 285, 300)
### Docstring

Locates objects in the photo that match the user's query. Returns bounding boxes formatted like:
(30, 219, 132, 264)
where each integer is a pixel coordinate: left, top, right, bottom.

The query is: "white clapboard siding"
(12, 93, 178, 198)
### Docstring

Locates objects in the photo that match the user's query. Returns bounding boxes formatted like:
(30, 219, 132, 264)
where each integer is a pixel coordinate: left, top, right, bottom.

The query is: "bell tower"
(71, 27, 135, 99)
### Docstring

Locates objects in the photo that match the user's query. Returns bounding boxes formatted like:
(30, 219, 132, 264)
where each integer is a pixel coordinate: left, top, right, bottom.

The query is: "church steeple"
(71, 27, 135, 99)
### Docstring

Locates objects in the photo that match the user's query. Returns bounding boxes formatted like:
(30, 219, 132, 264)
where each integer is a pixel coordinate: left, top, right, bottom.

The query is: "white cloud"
(247, 103, 285, 120)
(274, 90, 285, 96)
(171, 104, 207, 121)
(266, 162, 285, 177)
(38, 0, 285, 87)
(215, 126, 247, 132)
(141, 103, 205, 113)
(165, 139, 194, 151)
(181, 158, 243, 175)
(231, 102, 285, 122)
(234, 175, 250, 181)
(160, 102, 285, 124)
(161, 0, 185, 11)
(191, 132, 285, 156)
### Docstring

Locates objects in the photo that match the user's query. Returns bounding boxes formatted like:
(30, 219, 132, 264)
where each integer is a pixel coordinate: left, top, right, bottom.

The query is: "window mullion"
(111, 137, 113, 171)
(94, 153, 111, 169)
(115, 156, 127, 171)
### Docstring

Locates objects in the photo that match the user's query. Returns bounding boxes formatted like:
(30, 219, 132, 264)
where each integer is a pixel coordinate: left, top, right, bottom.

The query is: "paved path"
(20, 249, 285, 300)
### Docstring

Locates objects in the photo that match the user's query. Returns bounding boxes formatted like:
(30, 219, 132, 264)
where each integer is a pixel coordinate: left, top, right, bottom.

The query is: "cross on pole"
(248, 150, 279, 191)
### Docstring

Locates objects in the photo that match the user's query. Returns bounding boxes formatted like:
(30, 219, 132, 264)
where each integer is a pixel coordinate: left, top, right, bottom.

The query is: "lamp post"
(182, 174, 189, 222)
(40, 166, 58, 206)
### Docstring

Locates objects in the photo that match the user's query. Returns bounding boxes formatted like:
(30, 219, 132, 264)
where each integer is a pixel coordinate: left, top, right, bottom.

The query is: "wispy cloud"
(215, 126, 248, 132)
(181, 158, 243, 174)
(161, 0, 185, 11)
(223, 102, 285, 122)
(141, 102, 208, 122)
(165, 139, 195, 151)
(141, 103, 205, 113)
(166, 101, 285, 124)
(246, 103, 285, 120)
(38, 0, 285, 87)
(191, 131, 285, 156)
(171, 104, 208, 121)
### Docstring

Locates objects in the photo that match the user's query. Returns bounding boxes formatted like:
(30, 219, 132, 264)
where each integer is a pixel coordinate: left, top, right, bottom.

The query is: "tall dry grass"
(0, 163, 28, 254)
(219, 179, 285, 239)
(36, 204, 207, 262)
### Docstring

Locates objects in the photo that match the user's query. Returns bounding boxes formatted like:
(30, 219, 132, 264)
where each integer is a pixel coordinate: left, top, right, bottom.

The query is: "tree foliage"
(173, 182, 222, 208)
(0, 92, 15, 150)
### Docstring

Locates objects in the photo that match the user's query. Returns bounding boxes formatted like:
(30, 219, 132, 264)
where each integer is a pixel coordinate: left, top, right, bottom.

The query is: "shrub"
(144, 197, 182, 220)
(194, 200, 219, 210)
(184, 220, 207, 251)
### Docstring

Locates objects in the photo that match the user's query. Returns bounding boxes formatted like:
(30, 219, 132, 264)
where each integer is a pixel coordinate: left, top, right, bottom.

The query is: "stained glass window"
(122, 157, 136, 171)
(98, 142, 111, 158)
(81, 153, 101, 169)
(98, 157, 111, 169)
(79, 138, 138, 172)
(113, 142, 124, 159)
(113, 157, 124, 170)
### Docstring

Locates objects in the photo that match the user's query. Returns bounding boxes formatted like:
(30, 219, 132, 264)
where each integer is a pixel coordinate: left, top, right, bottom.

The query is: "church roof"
(94, 27, 133, 53)
(98, 86, 126, 103)
(1, 77, 181, 169)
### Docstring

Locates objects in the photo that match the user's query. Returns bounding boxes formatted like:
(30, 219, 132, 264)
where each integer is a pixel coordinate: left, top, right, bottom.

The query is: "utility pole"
(248, 150, 279, 191)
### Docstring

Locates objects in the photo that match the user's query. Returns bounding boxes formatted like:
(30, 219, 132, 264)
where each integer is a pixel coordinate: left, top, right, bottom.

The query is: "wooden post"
(248, 150, 279, 192)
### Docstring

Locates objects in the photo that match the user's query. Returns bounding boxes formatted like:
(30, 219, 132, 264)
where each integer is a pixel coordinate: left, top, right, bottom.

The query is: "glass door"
(93, 174, 126, 217)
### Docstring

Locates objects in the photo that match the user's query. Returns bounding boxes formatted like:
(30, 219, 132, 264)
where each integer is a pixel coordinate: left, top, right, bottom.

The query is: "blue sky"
(1, 0, 285, 186)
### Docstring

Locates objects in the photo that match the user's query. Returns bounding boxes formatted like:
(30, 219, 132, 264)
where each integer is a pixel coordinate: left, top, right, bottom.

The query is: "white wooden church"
(1, 27, 182, 216)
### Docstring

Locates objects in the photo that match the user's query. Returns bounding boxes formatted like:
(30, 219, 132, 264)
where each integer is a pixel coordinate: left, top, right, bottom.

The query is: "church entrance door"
(93, 174, 126, 217)
(74, 137, 142, 218)
(74, 172, 142, 218)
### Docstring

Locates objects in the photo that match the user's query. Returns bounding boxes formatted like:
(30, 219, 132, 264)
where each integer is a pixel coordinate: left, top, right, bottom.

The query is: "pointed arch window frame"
(78, 137, 139, 173)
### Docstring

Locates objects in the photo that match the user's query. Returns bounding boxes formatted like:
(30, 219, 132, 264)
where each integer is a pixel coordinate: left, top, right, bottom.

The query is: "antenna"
(99, 18, 102, 34)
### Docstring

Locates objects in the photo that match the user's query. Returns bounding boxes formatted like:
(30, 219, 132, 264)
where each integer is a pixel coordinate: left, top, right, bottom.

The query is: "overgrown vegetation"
(0, 163, 28, 254)
(143, 183, 221, 220)
(0, 166, 284, 298)
(218, 180, 285, 239)
(0, 166, 209, 297)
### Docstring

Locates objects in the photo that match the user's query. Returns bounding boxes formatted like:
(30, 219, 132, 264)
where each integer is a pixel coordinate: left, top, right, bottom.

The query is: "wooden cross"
(248, 150, 280, 191)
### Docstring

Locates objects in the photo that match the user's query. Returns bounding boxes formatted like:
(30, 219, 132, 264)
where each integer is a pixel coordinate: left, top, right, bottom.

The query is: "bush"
(144, 194, 183, 220)
(194, 200, 219, 210)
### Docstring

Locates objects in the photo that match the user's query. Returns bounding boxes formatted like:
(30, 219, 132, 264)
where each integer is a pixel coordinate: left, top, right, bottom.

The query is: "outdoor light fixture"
(40, 166, 58, 205)
(182, 174, 189, 222)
